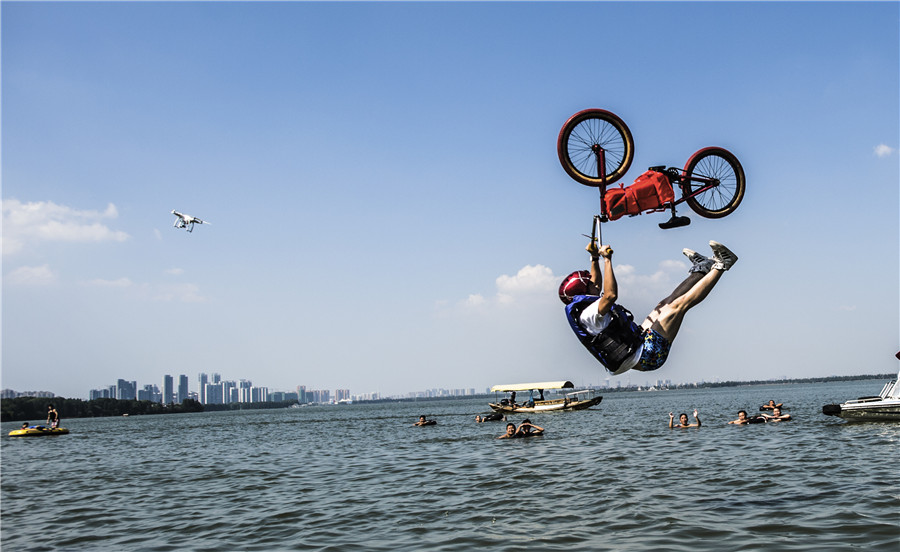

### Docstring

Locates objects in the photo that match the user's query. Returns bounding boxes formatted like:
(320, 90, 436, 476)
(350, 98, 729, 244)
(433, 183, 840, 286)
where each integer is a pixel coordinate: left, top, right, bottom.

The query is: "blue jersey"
(565, 296, 645, 373)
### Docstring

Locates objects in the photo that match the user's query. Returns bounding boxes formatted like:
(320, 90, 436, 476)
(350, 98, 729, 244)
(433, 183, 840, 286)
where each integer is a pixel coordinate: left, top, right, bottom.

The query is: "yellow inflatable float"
(8, 426, 69, 437)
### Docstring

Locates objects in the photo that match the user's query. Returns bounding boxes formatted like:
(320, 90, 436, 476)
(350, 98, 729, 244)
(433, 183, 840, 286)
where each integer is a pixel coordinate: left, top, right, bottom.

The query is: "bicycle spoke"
(683, 149, 744, 217)
(567, 119, 625, 180)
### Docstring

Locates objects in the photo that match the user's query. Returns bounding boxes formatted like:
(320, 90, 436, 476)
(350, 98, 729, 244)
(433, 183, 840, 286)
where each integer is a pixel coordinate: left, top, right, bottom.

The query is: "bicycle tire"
(681, 147, 745, 218)
(557, 109, 634, 187)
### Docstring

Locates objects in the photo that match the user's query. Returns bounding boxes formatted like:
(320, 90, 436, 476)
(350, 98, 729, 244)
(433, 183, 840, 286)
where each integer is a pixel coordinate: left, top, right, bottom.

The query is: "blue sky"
(2, 1, 898, 400)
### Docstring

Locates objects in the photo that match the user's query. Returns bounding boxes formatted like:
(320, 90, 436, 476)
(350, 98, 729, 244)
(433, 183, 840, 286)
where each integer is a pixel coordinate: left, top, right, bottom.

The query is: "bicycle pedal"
(658, 216, 691, 230)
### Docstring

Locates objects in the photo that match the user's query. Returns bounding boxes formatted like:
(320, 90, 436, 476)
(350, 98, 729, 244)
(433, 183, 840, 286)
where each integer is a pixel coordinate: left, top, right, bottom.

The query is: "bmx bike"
(557, 108, 746, 229)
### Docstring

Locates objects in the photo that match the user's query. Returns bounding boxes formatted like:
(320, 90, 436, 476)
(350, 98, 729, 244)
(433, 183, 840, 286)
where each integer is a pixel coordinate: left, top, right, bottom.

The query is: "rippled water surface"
(3, 380, 899, 551)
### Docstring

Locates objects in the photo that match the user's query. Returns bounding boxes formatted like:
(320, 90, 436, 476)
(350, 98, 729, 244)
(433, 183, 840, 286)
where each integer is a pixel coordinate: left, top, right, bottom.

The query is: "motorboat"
(822, 352, 900, 421)
(8, 426, 69, 437)
(488, 381, 602, 413)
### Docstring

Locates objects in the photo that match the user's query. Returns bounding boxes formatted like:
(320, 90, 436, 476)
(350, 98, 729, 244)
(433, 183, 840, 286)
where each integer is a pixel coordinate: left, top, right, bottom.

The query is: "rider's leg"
(640, 268, 724, 341)
(640, 241, 737, 341)
(640, 248, 710, 329)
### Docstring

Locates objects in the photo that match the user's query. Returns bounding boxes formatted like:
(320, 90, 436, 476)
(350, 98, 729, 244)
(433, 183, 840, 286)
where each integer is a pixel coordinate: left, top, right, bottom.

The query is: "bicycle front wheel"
(681, 147, 745, 218)
(557, 109, 634, 187)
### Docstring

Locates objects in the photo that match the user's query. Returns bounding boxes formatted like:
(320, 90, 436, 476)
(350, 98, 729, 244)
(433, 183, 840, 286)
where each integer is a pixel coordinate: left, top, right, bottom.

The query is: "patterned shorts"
(636, 329, 671, 371)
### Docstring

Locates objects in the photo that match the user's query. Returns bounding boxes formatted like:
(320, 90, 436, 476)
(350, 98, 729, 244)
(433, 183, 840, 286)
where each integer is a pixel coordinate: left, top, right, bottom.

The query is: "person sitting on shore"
(669, 409, 701, 428)
(413, 415, 436, 426)
(761, 407, 792, 422)
(760, 400, 783, 411)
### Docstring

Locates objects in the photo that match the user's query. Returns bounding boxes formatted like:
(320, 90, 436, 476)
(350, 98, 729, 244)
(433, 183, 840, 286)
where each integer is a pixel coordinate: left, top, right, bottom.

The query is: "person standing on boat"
(46, 405, 60, 429)
(560, 239, 737, 375)
(669, 410, 701, 428)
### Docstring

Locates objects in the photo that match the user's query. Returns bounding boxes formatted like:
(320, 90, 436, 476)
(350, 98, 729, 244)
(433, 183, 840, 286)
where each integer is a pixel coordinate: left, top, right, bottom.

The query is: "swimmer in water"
(498, 423, 518, 439)
(669, 409, 701, 428)
(761, 407, 792, 422)
(516, 419, 544, 437)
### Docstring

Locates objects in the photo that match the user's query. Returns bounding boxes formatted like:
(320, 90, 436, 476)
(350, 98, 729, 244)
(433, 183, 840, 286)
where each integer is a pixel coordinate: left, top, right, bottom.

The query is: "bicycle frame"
(591, 146, 719, 220)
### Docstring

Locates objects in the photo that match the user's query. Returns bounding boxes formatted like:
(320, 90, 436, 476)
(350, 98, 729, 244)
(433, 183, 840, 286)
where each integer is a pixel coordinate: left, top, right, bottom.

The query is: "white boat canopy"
(490, 381, 574, 392)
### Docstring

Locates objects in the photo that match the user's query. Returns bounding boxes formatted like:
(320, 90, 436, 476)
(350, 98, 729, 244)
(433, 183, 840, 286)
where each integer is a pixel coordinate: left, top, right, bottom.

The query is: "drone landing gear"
(658, 204, 690, 230)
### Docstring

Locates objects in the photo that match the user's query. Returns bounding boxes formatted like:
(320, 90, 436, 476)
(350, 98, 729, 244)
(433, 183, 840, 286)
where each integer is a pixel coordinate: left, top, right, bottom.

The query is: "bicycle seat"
(659, 215, 691, 230)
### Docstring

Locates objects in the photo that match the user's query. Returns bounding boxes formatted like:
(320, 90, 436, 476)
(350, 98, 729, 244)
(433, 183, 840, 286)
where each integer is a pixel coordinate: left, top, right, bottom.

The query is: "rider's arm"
(593, 246, 616, 316)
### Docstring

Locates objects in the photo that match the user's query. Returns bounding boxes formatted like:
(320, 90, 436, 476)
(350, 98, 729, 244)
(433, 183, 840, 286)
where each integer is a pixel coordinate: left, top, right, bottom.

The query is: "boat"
(8, 426, 70, 437)
(822, 352, 900, 422)
(488, 381, 602, 413)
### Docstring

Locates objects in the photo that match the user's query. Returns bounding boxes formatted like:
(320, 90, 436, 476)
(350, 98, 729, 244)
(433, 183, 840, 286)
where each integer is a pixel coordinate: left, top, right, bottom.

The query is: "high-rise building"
(335, 389, 350, 402)
(117, 379, 136, 400)
(204, 383, 223, 404)
(221, 380, 236, 404)
(238, 380, 252, 403)
(250, 387, 268, 403)
(163, 375, 174, 405)
(297, 385, 307, 404)
(177, 375, 188, 403)
(198, 373, 208, 404)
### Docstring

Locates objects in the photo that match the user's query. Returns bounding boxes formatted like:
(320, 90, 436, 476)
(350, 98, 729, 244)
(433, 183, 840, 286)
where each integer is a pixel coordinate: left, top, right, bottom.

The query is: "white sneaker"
(683, 248, 714, 274)
(709, 241, 738, 271)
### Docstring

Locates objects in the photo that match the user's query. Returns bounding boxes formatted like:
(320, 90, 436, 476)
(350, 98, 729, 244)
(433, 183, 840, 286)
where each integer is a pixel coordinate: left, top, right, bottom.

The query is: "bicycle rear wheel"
(681, 147, 745, 218)
(558, 109, 634, 187)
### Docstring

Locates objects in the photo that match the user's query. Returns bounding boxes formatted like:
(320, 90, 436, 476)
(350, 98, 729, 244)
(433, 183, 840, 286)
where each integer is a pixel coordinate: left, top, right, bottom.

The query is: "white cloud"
(1, 199, 129, 255)
(448, 260, 689, 315)
(85, 277, 133, 288)
(79, 277, 205, 302)
(165, 268, 185, 276)
(153, 283, 206, 303)
(464, 294, 486, 307)
(495, 264, 557, 296)
(6, 265, 57, 285)
(874, 144, 895, 157)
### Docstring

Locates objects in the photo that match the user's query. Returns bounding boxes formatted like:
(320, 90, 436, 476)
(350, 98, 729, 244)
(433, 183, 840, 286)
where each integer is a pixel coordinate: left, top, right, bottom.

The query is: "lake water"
(2, 379, 898, 551)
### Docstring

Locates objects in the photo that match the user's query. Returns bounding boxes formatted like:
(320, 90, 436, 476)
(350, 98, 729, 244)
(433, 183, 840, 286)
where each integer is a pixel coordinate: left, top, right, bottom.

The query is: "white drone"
(171, 210, 210, 233)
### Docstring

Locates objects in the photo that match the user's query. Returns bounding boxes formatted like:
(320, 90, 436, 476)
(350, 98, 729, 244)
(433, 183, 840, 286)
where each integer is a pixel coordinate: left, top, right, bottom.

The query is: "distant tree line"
(1, 397, 204, 423)
(682, 373, 895, 390)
